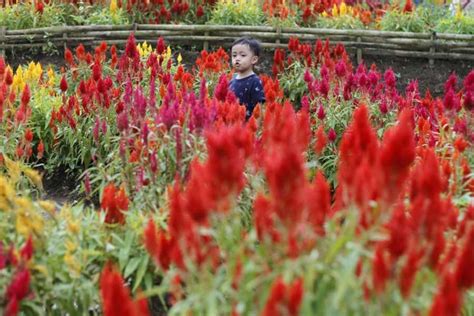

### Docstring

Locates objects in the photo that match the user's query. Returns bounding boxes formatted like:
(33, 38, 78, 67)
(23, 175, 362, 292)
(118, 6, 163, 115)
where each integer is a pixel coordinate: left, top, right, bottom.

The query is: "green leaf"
(124, 257, 141, 279)
(22, 301, 45, 315)
(133, 256, 149, 292)
(118, 232, 133, 270)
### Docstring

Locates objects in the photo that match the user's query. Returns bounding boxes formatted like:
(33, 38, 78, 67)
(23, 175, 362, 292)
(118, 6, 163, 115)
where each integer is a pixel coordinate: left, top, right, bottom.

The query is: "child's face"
(231, 44, 258, 75)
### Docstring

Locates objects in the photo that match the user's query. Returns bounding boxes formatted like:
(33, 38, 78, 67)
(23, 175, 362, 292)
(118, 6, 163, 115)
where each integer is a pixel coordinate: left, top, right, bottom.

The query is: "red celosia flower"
(379, 109, 415, 203)
(64, 48, 74, 66)
(35, 0, 44, 13)
(100, 183, 129, 225)
(5, 296, 19, 316)
(403, 0, 413, 12)
(372, 245, 389, 294)
(302, 6, 312, 21)
(0, 57, 5, 76)
(100, 263, 150, 316)
(214, 74, 229, 101)
(60, 75, 68, 92)
(336, 105, 378, 210)
(36, 140, 44, 159)
(288, 37, 300, 52)
(307, 171, 330, 235)
(464, 90, 474, 111)
(5, 69, 13, 86)
(21, 84, 30, 106)
(144, 219, 174, 270)
(335, 59, 347, 78)
(316, 104, 326, 120)
(24, 129, 33, 143)
(156, 37, 166, 55)
(314, 125, 327, 154)
(261, 277, 304, 316)
(385, 205, 410, 259)
(328, 128, 336, 142)
(429, 271, 462, 316)
(443, 88, 460, 111)
(20, 236, 33, 261)
(92, 63, 102, 81)
(455, 224, 474, 289)
(399, 246, 423, 298)
(444, 72, 458, 93)
(6, 268, 30, 302)
(384, 68, 396, 90)
(454, 136, 468, 153)
(125, 33, 139, 60)
(254, 194, 279, 242)
(196, 5, 204, 18)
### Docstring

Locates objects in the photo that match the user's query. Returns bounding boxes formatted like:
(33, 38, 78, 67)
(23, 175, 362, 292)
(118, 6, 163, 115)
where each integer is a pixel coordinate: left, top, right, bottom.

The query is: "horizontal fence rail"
(1, 24, 474, 64)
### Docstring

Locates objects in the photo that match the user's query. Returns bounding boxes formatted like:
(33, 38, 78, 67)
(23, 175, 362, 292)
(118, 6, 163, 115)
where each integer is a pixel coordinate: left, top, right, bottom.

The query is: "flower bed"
(0, 34, 474, 315)
(0, 0, 473, 34)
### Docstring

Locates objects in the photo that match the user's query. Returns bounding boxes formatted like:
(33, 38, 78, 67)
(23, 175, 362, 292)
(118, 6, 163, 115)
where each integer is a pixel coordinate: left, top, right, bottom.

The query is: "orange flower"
(454, 136, 468, 153)
(100, 183, 129, 225)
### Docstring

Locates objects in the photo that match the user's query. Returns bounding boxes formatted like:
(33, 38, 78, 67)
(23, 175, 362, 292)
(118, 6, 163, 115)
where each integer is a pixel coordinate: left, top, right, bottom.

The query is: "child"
(229, 37, 265, 120)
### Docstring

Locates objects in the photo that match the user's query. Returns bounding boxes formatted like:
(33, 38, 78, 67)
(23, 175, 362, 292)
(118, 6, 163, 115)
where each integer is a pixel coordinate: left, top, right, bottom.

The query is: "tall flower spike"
(100, 263, 150, 316)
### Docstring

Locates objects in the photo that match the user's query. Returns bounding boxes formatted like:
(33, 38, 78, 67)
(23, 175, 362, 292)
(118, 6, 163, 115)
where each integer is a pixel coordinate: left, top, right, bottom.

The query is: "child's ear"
(251, 55, 258, 65)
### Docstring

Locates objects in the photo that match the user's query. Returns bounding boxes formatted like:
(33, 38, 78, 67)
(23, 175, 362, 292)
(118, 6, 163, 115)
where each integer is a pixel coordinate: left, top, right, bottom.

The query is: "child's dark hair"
(231, 37, 261, 57)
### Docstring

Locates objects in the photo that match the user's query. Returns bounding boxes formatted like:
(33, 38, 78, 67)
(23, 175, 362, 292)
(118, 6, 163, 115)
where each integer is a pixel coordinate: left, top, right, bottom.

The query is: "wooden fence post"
(276, 26, 281, 45)
(429, 32, 436, 67)
(0, 27, 6, 57)
(62, 26, 68, 52)
(356, 36, 362, 64)
(203, 31, 209, 51)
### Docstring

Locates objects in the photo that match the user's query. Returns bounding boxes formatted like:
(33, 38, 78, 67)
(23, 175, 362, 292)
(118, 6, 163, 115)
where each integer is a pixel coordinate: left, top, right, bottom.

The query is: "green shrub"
(313, 14, 366, 29)
(379, 8, 428, 32)
(82, 6, 130, 25)
(436, 13, 474, 34)
(207, 0, 265, 26)
(0, 3, 75, 29)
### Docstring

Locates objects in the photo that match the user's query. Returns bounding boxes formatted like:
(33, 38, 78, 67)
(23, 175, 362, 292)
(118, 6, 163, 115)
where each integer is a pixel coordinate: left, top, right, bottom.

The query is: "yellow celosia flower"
(64, 253, 81, 276)
(177, 53, 182, 64)
(47, 67, 56, 87)
(0, 176, 15, 211)
(137, 41, 152, 58)
(25, 62, 36, 82)
(33, 264, 49, 277)
(15, 197, 44, 237)
(455, 4, 463, 20)
(34, 62, 42, 79)
(12, 66, 25, 94)
(38, 200, 56, 216)
(348, 6, 354, 16)
(322, 11, 328, 17)
(4, 156, 21, 185)
(65, 239, 78, 252)
(23, 168, 43, 190)
(340, 2, 347, 15)
(166, 46, 172, 59)
(67, 219, 80, 234)
(332, 4, 338, 17)
(110, 0, 117, 14)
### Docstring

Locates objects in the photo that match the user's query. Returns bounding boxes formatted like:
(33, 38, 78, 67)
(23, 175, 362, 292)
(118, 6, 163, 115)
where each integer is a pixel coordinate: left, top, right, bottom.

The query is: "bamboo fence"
(1, 24, 474, 64)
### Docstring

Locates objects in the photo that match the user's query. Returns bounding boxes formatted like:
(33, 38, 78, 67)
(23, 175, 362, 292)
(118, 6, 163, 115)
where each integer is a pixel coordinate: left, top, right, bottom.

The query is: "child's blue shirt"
(229, 73, 265, 119)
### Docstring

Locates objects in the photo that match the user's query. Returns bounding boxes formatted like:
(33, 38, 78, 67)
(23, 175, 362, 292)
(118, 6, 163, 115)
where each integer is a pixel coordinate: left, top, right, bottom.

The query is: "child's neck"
(235, 70, 255, 79)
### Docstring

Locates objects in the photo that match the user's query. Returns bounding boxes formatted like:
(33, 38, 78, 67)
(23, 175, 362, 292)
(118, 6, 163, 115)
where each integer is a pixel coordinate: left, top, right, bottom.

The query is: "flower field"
(1, 34, 474, 315)
(1, 0, 473, 35)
